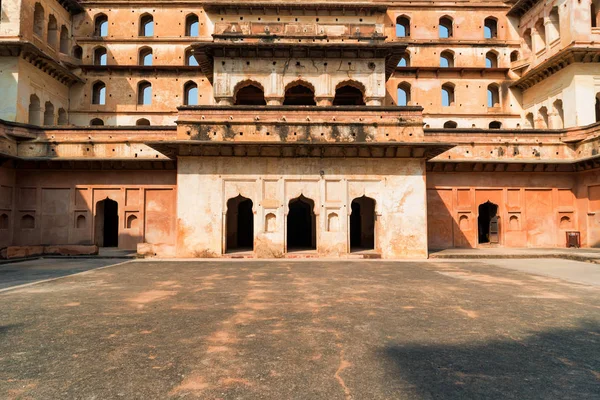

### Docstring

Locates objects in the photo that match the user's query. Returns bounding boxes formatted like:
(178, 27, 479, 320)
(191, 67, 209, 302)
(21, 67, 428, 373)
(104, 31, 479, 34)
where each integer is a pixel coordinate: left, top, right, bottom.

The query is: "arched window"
(439, 16, 453, 38)
(283, 82, 316, 106)
(47, 15, 58, 48)
(489, 121, 502, 129)
(138, 81, 152, 105)
(553, 99, 564, 129)
(28, 94, 42, 125)
(94, 13, 108, 37)
(397, 82, 411, 106)
(58, 108, 68, 125)
(526, 113, 535, 128)
(333, 82, 366, 106)
(90, 118, 104, 126)
(523, 29, 533, 54)
(398, 52, 410, 67)
(538, 106, 549, 129)
(92, 81, 106, 105)
(510, 51, 519, 62)
(183, 81, 198, 106)
(441, 83, 455, 107)
(93, 46, 107, 66)
(484, 17, 497, 39)
(485, 51, 498, 68)
(534, 18, 546, 51)
(185, 14, 199, 37)
(72, 45, 83, 60)
(396, 15, 410, 37)
(136, 118, 150, 126)
(440, 50, 454, 67)
(443, 121, 457, 129)
(185, 48, 198, 66)
(234, 83, 266, 106)
(139, 47, 152, 66)
(548, 7, 560, 43)
(59, 26, 69, 53)
(139, 14, 154, 37)
(43, 101, 54, 125)
(592, 0, 600, 28)
(33, 3, 44, 37)
(487, 84, 500, 108)
(596, 95, 600, 122)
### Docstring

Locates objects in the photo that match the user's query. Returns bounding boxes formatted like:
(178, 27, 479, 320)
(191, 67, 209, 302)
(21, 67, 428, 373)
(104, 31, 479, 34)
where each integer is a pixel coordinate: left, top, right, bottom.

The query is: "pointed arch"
(139, 13, 154, 37)
(283, 80, 316, 106)
(440, 50, 454, 68)
(333, 80, 366, 106)
(139, 46, 153, 66)
(94, 13, 108, 37)
(138, 81, 152, 105)
(396, 15, 410, 37)
(350, 196, 376, 252)
(484, 17, 498, 39)
(28, 94, 42, 125)
(33, 3, 44, 37)
(439, 16, 453, 38)
(185, 13, 199, 37)
(184, 81, 199, 106)
(233, 80, 266, 106)
(397, 82, 411, 106)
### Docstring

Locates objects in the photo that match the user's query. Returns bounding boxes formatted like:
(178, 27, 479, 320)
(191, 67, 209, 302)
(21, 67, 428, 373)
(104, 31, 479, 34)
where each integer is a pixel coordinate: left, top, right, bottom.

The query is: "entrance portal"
(350, 196, 376, 251)
(287, 195, 316, 251)
(478, 201, 499, 244)
(95, 198, 118, 247)
(226, 195, 254, 252)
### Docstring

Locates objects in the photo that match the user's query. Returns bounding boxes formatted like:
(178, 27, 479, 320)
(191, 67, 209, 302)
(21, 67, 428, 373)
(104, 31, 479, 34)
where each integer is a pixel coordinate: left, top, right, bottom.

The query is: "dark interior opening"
(596, 97, 600, 122)
(235, 85, 267, 106)
(333, 85, 366, 106)
(287, 195, 316, 251)
(283, 84, 316, 106)
(478, 201, 498, 244)
(350, 196, 376, 251)
(226, 195, 254, 252)
(96, 198, 118, 248)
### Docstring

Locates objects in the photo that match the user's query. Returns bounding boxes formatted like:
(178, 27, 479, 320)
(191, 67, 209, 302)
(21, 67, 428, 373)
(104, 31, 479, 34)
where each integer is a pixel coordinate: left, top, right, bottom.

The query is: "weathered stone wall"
(427, 171, 578, 249)
(11, 168, 176, 250)
(177, 156, 428, 259)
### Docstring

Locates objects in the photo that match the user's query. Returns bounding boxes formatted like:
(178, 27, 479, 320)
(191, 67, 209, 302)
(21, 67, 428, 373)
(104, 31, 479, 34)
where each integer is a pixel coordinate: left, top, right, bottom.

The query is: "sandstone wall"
(177, 157, 428, 259)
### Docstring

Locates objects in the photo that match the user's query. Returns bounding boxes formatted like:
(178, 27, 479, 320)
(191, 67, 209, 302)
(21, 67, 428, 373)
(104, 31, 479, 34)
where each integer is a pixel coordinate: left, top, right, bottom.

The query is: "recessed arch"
(287, 195, 316, 251)
(72, 45, 83, 60)
(510, 50, 519, 62)
(233, 80, 266, 106)
(439, 16, 453, 38)
(93, 46, 107, 66)
(126, 214, 139, 230)
(136, 118, 150, 126)
(350, 196, 376, 252)
(90, 118, 104, 126)
(396, 15, 410, 37)
(58, 108, 68, 125)
(139, 13, 154, 37)
(283, 80, 316, 106)
(33, 3, 44, 37)
(226, 195, 254, 252)
(139, 47, 152, 66)
(28, 94, 42, 125)
(478, 201, 499, 244)
(59, 26, 69, 53)
(525, 113, 535, 128)
(440, 50, 454, 68)
(185, 47, 198, 66)
(333, 80, 366, 106)
(76, 214, 86, 229)
(184, 81, 198, 106)
(92, 81, 106, 105)
(43, 101, 55, 125)
(21, 214, 35, 229)
(489, 121, 502, 129)
(397, 82, 411, 106)
(0, 213, 9, 230)
(398, 51, 410, 67)
(553, 99, 564, 129)
(94, 13, 108, 37)
(138, 81, 152, 105)
(95, 198, 118, 247)
(441, 82, 455, 107)
(538, 106, 549, 129)
(487, 83, 500, 107)
(185, 13, 199, 37)
(47, 14, 58, 48)
(484, 17, 498, 39)
(443, 121, 458, 129)
(485, 51, 499, 68)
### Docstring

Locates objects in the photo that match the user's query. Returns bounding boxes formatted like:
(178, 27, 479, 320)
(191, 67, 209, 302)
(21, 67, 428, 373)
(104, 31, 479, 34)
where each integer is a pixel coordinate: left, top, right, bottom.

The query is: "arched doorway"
(333, 84, 366, 106)
(287, 195, 316, 251)
(478, 201, 499, 244)
(350, 196, 376, 251)
(95, 198, 118, 247)
(283, 83, 316, 106)
(226, 195, 254, 252)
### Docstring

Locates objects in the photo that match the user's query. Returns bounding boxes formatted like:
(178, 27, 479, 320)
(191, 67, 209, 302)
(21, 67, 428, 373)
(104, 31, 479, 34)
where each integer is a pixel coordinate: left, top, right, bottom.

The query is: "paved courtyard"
(1, 259, 599, 399)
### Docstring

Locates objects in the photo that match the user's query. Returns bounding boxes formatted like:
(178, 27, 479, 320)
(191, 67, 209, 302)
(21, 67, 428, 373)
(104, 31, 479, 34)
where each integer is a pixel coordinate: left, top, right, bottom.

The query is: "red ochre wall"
(0, 167, 177, 251)
(426, 172, 587, 249)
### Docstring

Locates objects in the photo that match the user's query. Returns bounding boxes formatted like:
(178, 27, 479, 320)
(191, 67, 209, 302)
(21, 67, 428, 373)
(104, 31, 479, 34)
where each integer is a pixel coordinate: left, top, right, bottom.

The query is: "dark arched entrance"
(287, 195, 316, 251)
(95, 198, 118, 247)
(333, 85, 366, 106)
(350, 196, 376, 251)
(478, 201, 499, 244)
(235, 84, 267, 106)
(283, 84, 316, 106)
(226, 195, 254, 252)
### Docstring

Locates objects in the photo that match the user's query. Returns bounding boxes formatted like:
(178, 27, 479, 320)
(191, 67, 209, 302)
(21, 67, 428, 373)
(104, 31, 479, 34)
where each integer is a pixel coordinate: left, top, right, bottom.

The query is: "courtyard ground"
(0, 259, 599, 399)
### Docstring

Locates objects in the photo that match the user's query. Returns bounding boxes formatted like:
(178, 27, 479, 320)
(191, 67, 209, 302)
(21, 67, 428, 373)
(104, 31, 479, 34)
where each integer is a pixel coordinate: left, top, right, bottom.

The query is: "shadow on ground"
(382, 321, 600, 399)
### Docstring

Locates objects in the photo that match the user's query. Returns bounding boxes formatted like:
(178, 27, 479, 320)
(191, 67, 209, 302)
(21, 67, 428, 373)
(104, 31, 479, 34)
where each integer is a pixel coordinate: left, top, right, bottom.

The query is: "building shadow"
(381, 321, 600, 399)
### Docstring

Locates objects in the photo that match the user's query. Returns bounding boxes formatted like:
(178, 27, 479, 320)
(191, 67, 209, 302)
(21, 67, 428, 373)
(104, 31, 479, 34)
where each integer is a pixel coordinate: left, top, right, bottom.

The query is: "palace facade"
(1, 0, 600, 258)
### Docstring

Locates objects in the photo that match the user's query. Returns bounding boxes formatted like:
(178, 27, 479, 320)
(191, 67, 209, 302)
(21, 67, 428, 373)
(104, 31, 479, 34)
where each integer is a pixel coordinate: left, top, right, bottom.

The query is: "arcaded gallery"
(1, 0, 600, 259)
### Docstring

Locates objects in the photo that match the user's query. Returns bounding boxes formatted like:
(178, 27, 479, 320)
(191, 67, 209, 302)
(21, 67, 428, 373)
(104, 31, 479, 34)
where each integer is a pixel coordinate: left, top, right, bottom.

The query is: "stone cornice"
(0, 41, 83, 86)
(512, 45, 600, 90)
(507, 0, 541, 18)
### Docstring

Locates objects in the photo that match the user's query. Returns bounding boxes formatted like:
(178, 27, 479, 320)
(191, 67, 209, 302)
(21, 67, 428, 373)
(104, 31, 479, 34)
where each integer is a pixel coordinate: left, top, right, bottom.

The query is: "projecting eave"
(507, 0, 542, 18)
(203, 1, 388, 14)
(146, 140, 454, 161)
(512, 45, 600, 90)
(192, 41, 407, 83)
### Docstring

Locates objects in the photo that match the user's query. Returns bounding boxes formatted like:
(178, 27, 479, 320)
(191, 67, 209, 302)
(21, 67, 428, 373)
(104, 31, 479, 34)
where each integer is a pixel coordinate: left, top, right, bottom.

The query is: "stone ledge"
(0, 245, 99, 260)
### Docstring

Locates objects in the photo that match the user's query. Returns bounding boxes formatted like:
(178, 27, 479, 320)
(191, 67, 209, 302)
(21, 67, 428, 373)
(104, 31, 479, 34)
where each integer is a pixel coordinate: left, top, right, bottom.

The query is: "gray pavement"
(0, 259, 599, 399)
(0, 258, 126, 291)
(486, 258, 600, 286)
